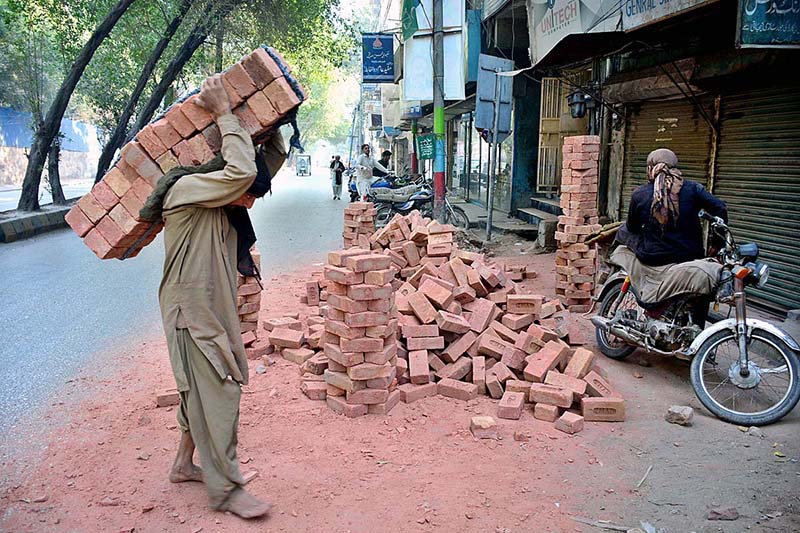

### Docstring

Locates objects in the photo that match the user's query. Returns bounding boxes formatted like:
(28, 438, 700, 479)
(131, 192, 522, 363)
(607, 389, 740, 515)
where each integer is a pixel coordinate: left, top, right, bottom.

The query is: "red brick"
(223, 63, 257, 99)
(102, 167, 132, 198)
(346, 388, 389, 405)
(164, 105, 196, 138)
(505, 379, 531, 396)
(438, 378, 478, 401)
(172, 140, 196, 167)
(95, 214, 130, 247)
(108, 203, 147, 236)
(452, 285, 476, 304)
(398, 382, 437, 403)
(91, 180, 119, 211)
(486, 372, 503, 399)
(363, 269, 395, 286)
(500, 346, 527, 371)
(324, 370, 366, 393)
(326, 395, 367, 417)
(406, 336, 444, 351)
(407, 291, 437, 324)
(408, 350, 429, 384)
(467, 298, 496, 333)
(345, 253, 392, 272)
(156, 388, 180, 407)
(242, 47, 283, 88)
(497, 391, 525, 420)
(401, 241, 421, 266)
(426, 242, 452, 256)
(501, 313, 534, 331)
(282, 347, 314, 365)
(507, 294, 544, 315)
(583, 370, 620, 398)
(565, 347, 595, 378)
(347, 283, 392, 301)
(554, 411, 584, 434)
(200, 124, 222, 155)
(187, 134, 215, 164)
(514, 331, 544, 355)
(529, 383, 573, 408)
(345, 311, 389, 328)
(324, 265, 364, 285)
(435, 357, 471, 382)
(523, 340, 569, 382)
(77, 193, 106, 224)
(441, 330, 477, 363)
(151, 117, 182, 149)
(340, 336, 383, 353)
(581, 397, 625, 422)
(470, 415, 497, 439)
(65, 205, 94, 237)
(269, 327, 304, 348)
(263, 317, 302, 331)
(533, 403, 561, 422)
(181, 95, 214, 130)
(153, 151, 179, 174)
(545, 370, 587, 403)
(488, 361, 515, 384)
(136, 126, 168, 159)
(83, 228, 119, 259)
(427, 352, 446, 372)
(263, 77, 301, 114)
(477, 334, 513, 359)
(368, 389, 402, 414)
(301, 380, 327, 400)
(347, 362, 393, 381)
(472, 356, 486, 394)
(435, 311, 470, 334)
(323, 343, 363, 368)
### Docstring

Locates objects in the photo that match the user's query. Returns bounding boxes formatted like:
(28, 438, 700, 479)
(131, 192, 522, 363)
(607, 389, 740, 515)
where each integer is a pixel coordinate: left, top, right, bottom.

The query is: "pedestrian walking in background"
(330, 155, 345, 200)
(354, 144, 389, 201)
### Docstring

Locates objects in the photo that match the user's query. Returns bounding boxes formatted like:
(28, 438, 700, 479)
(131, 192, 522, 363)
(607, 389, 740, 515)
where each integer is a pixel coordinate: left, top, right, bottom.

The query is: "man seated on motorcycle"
(623, 148, 728, 325)
(372, 150, 392, 179)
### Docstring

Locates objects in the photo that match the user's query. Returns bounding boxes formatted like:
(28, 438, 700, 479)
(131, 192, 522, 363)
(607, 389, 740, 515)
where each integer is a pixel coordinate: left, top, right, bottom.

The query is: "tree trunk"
(215, 13, 224, 73)
(94, 0, 193, 183)
(126, 2, 239, 143)
(48, 137, 67, 205)
(17, 0, 136, 211)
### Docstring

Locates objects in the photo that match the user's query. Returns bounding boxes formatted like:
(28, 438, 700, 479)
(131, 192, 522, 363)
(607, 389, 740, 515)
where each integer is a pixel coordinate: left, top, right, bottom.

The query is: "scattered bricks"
(156, 388, 180, 407)
(242, 48, 283, 88)
(529, 383, 573, 408)
(527, 323, 559, 344)
(554, 412, 584, 434)
(345, 311, 389, 328)
(346, 388, 389, 405)
(441, 330, 477, 363)
(427, 352, 446, 372)
(427, 242, 452, 256)
(65, 205, 94, 237)
(400, 241, 421, 267)
(406, 336, 444, 351)
(398, 382, 437, 403)
(489, 321, 520, 344)
(326, 395, 368, 418)
(181, 95, 214, 130)
(523, 341, 570, 382)
(472, 356, 486, 395)
(164, 105, 196, 138)
(468, 299, 497, 333)
(507, 294, 544, 316)
(470, 416, 498, 439)
(365, 269, 395, 285)
(408, 350, 430, 384)
(435, 311, 471, 334)
(347, 362, 393, 381)
(500, 347, 527, 372)
(77, 193, 107, 224)
(324, 343, 364, 367)
(269, 328, 304, 349)
(305, 281, 320, 306)
(436, 357, 472, 381)
(282, 348, 314, 365)
(582, 397, 625, 422)
(488, 361, 515, 384)
(302, 352, 328, 374)
(401, 324, 439, 338)
(368, 389, 401, 414)
(475, 263, 501, 287)
(452, 285, 476, 304)
(263, 317, 302, 332)
(467, 269, 489, 297)
(438, 378, 478, 401)
(419, 279, 454, 309)
(301, 380, 327, 400)
(497, 391, 525, 420)
(263, 77, 302, 115)
(539, 300, 562, 320)
(407, 291, 438, 324)
(501, 313, 534, 331)
(345, 254, 392, 272)
(583, 370, 620, 398)
(486, 372, 504, 399)
(505, 380, 532, 397)
(534, 403, 561, 422)
(545, 371, 587, 402)
(347, 284, 392, 301)
(151, 118, 182, 149)
(477, 335, 513, 360)
(515, 332, 544, 355)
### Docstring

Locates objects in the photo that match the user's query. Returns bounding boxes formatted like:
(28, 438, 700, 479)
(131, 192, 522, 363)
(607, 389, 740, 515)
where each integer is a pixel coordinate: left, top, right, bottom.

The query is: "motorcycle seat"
(609, 246, 722, 306)
(372, 184, 419, 203)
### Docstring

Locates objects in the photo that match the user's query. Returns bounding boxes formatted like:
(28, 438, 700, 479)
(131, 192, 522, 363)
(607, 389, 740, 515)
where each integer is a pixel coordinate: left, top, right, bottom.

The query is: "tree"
(17, 0, 135, 211)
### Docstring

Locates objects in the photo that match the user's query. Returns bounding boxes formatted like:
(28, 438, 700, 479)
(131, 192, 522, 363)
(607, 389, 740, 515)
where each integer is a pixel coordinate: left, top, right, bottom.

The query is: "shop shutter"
(714, 85, 800, 313)
(620, 98, 714, 217)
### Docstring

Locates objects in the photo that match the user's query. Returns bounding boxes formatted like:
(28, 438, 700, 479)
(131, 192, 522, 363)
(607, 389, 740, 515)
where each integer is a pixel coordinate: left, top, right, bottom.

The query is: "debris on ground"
(707, 506, 739, 521)
(665, 405, 694, 426)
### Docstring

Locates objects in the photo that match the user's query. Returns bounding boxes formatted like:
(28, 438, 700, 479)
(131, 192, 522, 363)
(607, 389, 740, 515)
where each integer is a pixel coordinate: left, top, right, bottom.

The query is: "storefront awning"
(398, 94, 476, 130)
(535, 32, 629, 70)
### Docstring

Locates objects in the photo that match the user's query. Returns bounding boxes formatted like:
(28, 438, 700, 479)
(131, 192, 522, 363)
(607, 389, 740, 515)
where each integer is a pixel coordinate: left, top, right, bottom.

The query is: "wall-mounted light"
(567, 89, 594, 119)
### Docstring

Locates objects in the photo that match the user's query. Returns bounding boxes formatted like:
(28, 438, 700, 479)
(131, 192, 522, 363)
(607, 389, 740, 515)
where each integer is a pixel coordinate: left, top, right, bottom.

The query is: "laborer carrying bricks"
(140, 74, 285, 519)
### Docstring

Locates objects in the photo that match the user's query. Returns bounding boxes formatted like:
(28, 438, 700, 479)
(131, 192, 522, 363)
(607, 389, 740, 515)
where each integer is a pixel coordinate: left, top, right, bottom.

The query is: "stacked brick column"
(66, 46, 305, 260)
(555, 135, 602, 313)
(322, 250, 400, 417)
(237, 246, 262, 347)
(342, 202, 376, 249)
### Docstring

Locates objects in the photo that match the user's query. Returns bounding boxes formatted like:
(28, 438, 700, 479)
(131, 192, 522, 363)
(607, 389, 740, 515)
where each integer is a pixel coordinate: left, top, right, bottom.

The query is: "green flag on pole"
(402, 0, 420, 41)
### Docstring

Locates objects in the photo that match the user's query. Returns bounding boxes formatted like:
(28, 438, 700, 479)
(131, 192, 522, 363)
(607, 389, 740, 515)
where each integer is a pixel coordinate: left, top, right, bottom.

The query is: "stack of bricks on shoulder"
(252, 196, 624, 434)
(65, 46, 304, 260)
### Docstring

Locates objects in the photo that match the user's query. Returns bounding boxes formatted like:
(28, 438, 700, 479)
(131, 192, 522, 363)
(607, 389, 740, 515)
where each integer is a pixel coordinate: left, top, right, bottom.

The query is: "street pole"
(411, 119, 418, 175)
(486, 70, 501, 241)
(432, 0, 445, 221)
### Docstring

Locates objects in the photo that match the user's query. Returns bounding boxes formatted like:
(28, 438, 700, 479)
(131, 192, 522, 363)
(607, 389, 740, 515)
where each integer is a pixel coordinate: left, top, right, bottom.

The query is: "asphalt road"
(0, 169, 342, 436)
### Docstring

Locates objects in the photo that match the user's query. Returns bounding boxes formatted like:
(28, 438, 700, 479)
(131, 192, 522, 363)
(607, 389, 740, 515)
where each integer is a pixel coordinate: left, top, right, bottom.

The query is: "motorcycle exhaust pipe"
(591, 316, 643, 346)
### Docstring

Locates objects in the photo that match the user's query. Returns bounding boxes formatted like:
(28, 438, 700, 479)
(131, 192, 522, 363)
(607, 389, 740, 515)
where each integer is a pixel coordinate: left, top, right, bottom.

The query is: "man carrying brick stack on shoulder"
(139, 74, 285, 519)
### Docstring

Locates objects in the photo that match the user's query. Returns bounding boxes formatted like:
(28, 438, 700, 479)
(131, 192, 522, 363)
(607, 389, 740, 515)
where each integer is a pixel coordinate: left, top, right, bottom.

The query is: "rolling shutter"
(714, 85, 800, 313)
(620, 98, 714, 217)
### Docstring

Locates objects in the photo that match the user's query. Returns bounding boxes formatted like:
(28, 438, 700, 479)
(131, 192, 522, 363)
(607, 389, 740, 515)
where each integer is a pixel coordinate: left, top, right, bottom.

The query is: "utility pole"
(432, 0, 445, 221)
(411, 119, 418, 175)
(486, 70, 500, 241)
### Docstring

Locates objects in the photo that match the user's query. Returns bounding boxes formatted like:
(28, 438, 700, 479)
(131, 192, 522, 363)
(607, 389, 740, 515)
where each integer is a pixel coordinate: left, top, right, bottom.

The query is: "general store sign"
(622, 0, 715, 31)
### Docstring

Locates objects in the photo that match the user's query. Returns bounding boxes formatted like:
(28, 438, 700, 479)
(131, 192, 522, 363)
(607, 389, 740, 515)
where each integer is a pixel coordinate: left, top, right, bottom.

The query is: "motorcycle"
(591, 210, 800, 426)
(374, 179, 470, 232)
(347, 173, 414, 202)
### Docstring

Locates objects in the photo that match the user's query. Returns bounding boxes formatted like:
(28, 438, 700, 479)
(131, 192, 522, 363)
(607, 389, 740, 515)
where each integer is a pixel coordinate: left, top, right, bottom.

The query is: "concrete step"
(517, 207, 558, 226)
(530, 196, 562, 217)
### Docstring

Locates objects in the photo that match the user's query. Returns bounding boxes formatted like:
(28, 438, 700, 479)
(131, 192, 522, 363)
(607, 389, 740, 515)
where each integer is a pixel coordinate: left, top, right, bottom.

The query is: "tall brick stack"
(238, 246, 262, 347)
(65, 46, 305, 260)
(322, 249, 400, 417)
(342, 202, 376, 249)
(554, 135, 603, 313)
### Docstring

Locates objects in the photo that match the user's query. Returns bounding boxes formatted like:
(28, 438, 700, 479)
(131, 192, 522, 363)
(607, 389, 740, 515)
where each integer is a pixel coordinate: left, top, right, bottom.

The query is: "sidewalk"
(451, 198, 539, 235)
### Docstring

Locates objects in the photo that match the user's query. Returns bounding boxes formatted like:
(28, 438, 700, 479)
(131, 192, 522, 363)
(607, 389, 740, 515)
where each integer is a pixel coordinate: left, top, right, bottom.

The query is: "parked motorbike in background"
(373, 179, 470, 231)
(347, 173, 414, 202)
(591, 210, 800, 425)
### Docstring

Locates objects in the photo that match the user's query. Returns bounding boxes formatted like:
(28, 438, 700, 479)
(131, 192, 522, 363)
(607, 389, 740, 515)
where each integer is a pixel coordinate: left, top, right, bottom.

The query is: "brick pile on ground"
(554, 135, 603, 313)
(237, 246, 262, 347)
(279, 209, 626, 429)
(342, 202, 376, 249)
(66, 46, 305, 260)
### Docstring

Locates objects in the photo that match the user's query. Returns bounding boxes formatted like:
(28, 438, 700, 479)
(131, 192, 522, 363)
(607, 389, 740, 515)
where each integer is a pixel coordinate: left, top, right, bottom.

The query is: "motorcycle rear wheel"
(595, 282, 637, 360)
(375, 204, 394, 228)
(690, 328, 800, 426)
(445, 205, 470, 231)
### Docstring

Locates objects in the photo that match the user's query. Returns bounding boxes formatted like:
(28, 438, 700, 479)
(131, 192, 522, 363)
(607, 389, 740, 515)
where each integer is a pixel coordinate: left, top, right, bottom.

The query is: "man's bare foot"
(218, 488, 272, 519)
(169, 464, 203, 483)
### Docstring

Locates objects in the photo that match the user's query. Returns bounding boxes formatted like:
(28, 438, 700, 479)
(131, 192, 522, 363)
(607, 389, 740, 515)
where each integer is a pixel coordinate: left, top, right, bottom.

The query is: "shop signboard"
(362, 33, 395, 83)
(621, 0, 714, 31)
(418, 134, 435, 159)
(737, 0, 800, 48)
(474, 54, 514, 143)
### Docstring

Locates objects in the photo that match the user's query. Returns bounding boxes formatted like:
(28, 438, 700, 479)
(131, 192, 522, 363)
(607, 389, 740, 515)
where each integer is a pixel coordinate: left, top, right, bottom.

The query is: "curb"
(0, 201, 77, 243)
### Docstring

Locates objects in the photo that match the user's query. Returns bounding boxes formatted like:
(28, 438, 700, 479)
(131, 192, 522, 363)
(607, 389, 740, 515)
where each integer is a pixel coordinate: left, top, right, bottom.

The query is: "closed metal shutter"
(620, 98, 714, 217)
(714, 85, 800, 313)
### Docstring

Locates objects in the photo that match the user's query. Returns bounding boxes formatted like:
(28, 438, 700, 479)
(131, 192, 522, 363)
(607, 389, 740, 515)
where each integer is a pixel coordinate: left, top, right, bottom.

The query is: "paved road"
(0, 169, 342, 435)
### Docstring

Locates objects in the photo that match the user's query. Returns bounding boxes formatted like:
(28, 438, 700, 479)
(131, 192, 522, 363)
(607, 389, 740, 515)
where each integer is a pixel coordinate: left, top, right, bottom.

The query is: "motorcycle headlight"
(752, 262, 770, 288)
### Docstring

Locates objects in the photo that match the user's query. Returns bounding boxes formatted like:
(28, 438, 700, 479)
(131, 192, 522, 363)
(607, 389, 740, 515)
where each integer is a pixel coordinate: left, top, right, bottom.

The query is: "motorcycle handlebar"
(698, 209, 726, 227)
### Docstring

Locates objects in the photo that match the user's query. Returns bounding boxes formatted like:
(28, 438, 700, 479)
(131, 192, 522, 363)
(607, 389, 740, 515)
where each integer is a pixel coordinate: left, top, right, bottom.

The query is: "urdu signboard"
(362, 33, 395, 83)
(736, 0, 800, 48)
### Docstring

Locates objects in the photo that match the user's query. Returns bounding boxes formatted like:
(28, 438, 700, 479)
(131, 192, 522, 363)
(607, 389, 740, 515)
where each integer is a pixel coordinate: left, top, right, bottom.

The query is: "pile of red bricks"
(66, 46, 305, 260)
(278, 209, 626, 429)
(238, 246, 262, 347)
(554, 135, 603, 313)
(342, 202, 377, 249)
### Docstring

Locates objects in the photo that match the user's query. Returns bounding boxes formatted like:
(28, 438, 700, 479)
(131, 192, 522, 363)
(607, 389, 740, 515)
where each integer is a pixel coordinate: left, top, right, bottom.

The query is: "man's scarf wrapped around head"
(647, 148, 683, 227)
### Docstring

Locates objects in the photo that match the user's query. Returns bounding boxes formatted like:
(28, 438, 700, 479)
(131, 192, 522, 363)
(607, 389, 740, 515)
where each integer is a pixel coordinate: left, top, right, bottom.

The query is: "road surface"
(0, 168, 342, 437)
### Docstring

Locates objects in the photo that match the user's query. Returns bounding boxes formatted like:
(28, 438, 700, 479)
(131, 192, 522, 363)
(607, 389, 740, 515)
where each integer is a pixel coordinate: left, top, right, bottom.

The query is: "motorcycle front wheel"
(690, 328, 800, 426)
(445, 205, 470, 231)
(595, 282, 638, 360)
(375, 204, 394, 229)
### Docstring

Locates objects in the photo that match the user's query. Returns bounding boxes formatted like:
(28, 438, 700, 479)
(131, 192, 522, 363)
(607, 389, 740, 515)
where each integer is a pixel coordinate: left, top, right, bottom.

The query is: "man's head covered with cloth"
(646, 148, 683, 227)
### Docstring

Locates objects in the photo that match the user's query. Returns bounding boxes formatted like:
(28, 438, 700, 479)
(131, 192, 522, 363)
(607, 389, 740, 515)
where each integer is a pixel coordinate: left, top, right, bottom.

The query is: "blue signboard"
(362, 33, 395, 83)
(737, 0, 800, 48)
